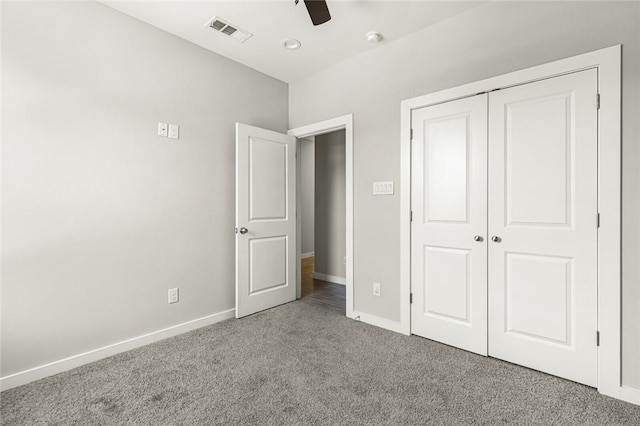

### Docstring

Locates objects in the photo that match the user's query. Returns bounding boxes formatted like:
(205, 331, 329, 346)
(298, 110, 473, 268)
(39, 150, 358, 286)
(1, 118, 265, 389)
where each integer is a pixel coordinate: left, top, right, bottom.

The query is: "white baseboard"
(313, 272, 346, 285)
(0, 308, 235, 392)
(351, 310, 408, 335)
(301, 252, 315, 259)
(601, 385, 640, 406)
(620, 386, 640, 406)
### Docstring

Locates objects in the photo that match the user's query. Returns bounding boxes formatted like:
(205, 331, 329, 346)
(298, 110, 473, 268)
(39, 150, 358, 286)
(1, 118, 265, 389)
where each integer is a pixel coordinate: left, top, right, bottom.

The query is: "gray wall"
(1, 1, 288, 377)
(289, 1, 640, 389)
(314, 130, 346, 279)
(300, 138, 315, 255)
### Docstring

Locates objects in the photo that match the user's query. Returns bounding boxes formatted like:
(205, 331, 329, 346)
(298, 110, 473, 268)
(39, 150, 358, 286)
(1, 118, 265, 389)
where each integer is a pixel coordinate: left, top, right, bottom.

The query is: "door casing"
(400, 46, 630, 403)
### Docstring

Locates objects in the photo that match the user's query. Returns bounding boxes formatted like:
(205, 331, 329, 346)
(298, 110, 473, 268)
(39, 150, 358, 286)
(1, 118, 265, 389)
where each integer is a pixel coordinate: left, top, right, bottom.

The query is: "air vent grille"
(209, 19, 226, 31)
(221, 25, 237, 36)
(206, 16, 252, 43)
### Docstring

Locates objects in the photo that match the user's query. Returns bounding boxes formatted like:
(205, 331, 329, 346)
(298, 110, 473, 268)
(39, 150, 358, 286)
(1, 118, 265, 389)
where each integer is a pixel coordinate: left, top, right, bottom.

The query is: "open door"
(235, 123, 297, 318)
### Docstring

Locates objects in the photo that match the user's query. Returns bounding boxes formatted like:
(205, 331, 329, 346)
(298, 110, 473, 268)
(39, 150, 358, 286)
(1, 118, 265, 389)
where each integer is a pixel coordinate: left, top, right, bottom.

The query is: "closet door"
(411, 94, 488, 356)
(487, 69, 598, 386)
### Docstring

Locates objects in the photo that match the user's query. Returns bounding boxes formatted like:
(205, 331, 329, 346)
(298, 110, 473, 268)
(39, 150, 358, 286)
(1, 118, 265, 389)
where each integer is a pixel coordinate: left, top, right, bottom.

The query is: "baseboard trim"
(601, 385, 640, 406)
(312, 272, 346, 285)
(351, 311, 408, 335)
(0, 308, 236, 392)
(620, 386, 640, 406)
(301, 252, 315, 259)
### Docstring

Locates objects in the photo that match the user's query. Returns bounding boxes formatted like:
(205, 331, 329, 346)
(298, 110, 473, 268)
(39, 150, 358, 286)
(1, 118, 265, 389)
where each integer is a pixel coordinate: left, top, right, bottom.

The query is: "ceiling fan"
(295, 0, 331, 26)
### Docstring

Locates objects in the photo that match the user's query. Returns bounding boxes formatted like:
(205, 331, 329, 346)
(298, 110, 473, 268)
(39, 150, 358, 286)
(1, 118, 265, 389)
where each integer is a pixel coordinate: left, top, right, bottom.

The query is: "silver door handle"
(491, 236, 501, 243)
(239, 227, 249, 234)
(474, 235, 483, 242)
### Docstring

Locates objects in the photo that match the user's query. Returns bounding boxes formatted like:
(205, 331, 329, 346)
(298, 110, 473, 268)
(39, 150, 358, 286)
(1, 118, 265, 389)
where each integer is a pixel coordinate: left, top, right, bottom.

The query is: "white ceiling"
(101, 1, 485, 83)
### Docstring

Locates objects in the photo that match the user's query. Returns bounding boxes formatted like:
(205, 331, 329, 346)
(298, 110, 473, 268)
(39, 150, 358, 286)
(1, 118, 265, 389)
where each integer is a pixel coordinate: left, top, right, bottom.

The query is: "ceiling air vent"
(206, 17, 253, 43)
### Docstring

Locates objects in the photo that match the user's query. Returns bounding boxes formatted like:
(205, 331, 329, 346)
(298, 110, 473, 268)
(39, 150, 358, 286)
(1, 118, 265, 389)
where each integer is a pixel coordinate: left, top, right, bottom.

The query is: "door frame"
(288, 114, 354, 319)
(400, 46, 633, 403)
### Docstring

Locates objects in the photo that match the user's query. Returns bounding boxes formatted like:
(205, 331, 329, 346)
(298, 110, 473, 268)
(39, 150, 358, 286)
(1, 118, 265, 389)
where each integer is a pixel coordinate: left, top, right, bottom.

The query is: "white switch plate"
(168, 124, 180, 140)
(373, 181, 394, 195)
(373, 282, 381, 296)
(168, 288, 179, 304)
(158, 122, 168, 137)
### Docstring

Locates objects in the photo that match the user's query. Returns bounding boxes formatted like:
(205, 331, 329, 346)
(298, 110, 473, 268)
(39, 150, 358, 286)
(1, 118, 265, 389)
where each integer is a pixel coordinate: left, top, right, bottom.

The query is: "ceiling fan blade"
(303, 0, 331, 26)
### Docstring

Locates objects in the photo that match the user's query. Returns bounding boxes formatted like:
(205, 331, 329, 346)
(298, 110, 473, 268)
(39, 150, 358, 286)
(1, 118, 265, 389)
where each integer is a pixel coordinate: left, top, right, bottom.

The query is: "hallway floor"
(300, 256, 346, 315)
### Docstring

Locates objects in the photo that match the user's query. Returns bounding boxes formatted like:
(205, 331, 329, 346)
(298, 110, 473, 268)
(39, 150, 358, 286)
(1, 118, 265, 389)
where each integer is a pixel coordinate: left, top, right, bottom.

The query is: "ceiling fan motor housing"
(303, 0, 331, 26)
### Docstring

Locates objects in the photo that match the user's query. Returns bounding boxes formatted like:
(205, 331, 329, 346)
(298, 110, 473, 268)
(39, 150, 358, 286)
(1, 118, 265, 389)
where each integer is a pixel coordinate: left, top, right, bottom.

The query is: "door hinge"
(597, 94, 601, 110)
(410, 210, 413, 222)
(597, 212, 601, 228)
(410, 293, 413, 304)
(596, 331, 600, 347)
(410, 128, 413, 140)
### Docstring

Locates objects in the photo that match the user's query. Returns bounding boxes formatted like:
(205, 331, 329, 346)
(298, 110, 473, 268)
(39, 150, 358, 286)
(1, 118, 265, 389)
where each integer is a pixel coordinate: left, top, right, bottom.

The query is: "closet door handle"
(239, 227, 249, 235)
(491, 236, 501, 243)
(473, 235, 483, 242)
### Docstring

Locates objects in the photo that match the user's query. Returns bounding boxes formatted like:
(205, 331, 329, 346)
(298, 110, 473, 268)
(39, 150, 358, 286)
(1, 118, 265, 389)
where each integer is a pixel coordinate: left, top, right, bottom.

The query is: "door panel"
(249, 137, 287, 220)
(506, 94, 573, 226)
(424, 116, 470, 222)
(488, 69, 598, 386)
(423, 246, 471, 322)
(411, 94, 488, 356)
(249, 236, 288, 294)
(236, 123, 296, 318)
(505, 253, 573, 344)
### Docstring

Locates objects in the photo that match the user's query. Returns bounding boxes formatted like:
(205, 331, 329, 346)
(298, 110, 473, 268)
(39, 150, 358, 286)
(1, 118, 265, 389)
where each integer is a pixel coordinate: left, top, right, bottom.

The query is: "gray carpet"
(2, 301, 640, 425)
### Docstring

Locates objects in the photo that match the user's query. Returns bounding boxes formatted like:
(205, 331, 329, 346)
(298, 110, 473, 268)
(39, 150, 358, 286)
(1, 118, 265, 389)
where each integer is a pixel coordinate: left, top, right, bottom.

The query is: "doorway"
(234, 115, 354, 319)
(289, 115, 354, 319)
(299, 131, 347, 314)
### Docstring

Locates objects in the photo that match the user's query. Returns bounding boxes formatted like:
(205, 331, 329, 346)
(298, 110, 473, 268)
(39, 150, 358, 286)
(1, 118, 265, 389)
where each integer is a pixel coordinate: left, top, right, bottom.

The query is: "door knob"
(491, 236, 501, 243)
(473, 235, 483, 242)
(239, 227, 249, 234)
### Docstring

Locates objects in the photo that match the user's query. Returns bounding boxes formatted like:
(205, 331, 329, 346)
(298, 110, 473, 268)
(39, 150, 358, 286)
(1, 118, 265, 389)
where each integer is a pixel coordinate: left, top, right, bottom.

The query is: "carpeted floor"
(2, 301, 640, 425)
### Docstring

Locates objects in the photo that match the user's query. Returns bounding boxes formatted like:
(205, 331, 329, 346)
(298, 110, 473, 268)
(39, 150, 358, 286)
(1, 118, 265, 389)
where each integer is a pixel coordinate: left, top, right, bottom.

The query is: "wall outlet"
(168, 123, 180, 139)
(158, 122, 168, 137)
(168, 288, 179, 304)
(373, 282, 381, 296)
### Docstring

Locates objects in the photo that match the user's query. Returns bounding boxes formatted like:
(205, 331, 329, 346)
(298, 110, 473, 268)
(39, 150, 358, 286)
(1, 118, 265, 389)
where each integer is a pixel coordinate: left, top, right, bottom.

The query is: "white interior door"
(411, 94, 488, 355)
(236, 123, 296, 318)
(487, 69, 598, 386)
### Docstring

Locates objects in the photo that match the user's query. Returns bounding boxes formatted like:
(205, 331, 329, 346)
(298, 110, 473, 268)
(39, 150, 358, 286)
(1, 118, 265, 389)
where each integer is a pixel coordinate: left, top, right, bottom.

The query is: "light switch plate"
(168, 124, 180, 140)
(158, 122, 168, 137)
(373, 181, 394, 195)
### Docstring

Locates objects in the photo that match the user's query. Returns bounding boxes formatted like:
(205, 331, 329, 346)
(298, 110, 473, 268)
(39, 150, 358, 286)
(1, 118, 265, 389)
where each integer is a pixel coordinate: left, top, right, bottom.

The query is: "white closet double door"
(411, 69, 598, 387)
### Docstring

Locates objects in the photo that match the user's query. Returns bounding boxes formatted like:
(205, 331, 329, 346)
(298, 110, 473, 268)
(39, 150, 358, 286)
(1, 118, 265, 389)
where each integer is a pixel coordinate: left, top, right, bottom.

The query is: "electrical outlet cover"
(373, 282, 381, 296)
(158, 122, 168, 137)
(168, 288, 179, 304)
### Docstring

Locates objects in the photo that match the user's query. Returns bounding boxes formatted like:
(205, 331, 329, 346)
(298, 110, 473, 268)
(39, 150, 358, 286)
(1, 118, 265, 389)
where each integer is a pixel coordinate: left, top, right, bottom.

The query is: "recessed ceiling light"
(282, 39, 302, 50)
(365, 31, 383, 43)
